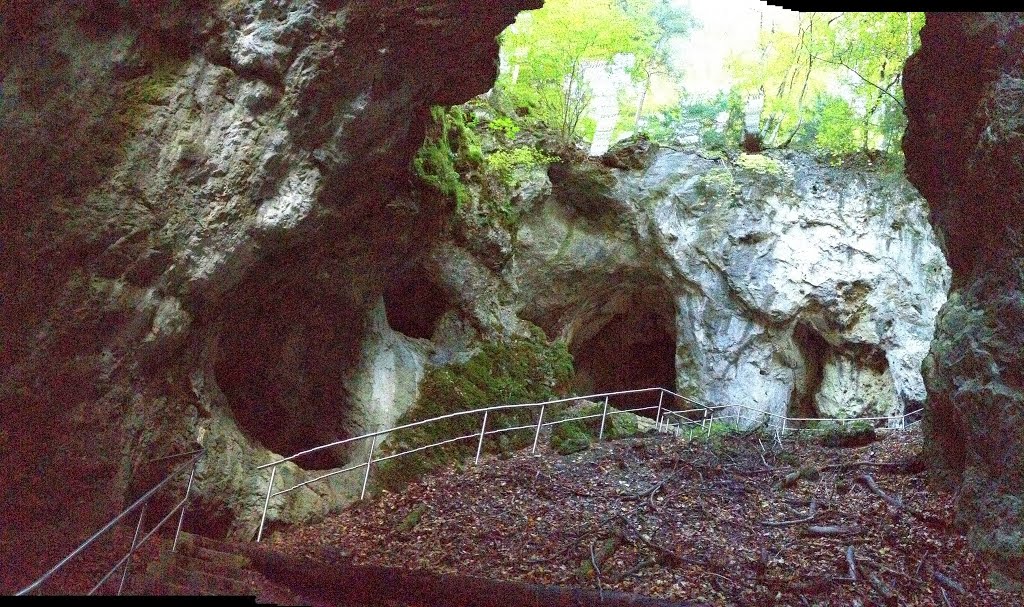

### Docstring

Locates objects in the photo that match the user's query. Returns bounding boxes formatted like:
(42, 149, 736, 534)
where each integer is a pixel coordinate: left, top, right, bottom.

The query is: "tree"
(624, 0, 695, 126)
(726, 12, 924, 158)
(498, 0, 686, 145)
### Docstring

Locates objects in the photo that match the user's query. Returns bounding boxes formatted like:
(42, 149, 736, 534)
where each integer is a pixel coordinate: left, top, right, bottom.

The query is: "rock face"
(432, 140, 950, 430)
(0, 0, 538, 591)
(903, 12, 1024, 585)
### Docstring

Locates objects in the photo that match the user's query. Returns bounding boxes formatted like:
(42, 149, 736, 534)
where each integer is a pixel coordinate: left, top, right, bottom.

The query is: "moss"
(484, 146, 557, 188)
(396, 503, 428, 532)
(376, 330, 574, 492)
(695, 167, 738, 198)
(413, 106, 483, 210)
(547, 403, 643, 455)
(550, 421, 592, 455)
(735, 153, 787, 177)
(819, 421, 877, 448)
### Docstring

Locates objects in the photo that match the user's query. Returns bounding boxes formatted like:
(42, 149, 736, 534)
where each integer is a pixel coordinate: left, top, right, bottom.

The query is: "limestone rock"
(903, 12, 1024, 585)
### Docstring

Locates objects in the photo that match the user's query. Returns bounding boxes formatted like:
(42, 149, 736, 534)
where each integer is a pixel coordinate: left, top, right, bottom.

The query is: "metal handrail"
(17, 450, 204, 596)
(256, 387, 667, 470)
(252, 385, 926, 542)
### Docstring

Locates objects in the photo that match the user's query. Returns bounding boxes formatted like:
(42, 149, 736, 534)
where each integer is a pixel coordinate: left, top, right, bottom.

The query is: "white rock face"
(438, 148, 951, 428)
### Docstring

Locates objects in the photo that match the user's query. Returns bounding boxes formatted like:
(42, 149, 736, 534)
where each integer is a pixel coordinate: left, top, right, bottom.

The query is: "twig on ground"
(762, 499, 818, 527)
(590, 540, 604, 601)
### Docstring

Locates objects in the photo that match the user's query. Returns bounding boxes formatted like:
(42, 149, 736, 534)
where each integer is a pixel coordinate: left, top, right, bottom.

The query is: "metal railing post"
(171, 460, 198, 553)
(532, 405, 546, 455)
(655, 390, 664, 432)
(360, 435, 377, 500)
(256, 466, 277, 543)
(598, 396, 610, 441)
(475, 410, 489, 465)
(116, 502, 147, 596)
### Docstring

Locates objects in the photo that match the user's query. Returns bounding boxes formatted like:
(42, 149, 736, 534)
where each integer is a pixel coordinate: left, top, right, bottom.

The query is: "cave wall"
(903, 12, 1024, 585)
(425, 112, 949, 430)
(0, 0, 539, 592)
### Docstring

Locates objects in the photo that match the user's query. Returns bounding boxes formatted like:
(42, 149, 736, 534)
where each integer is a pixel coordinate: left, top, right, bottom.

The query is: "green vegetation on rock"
(413, 106, 482, 209)
(695, 167, 738, 198)
(735, 153, 785, 177)
(484, 146, 557, 188)
(818, 421, 878, 448)
(548, 403, 643, 455)
(376, 330, 573, 491)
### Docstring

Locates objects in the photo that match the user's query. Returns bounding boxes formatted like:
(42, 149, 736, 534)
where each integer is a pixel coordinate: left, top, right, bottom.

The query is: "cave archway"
(567, 289, 678, 412)
(212, 253, 365, 471)
(382, 269, 451, 340)
(791, 321, 828, 419)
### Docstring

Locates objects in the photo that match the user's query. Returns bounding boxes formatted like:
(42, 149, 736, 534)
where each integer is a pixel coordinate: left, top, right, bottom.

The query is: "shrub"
(488, 116, 520, 141)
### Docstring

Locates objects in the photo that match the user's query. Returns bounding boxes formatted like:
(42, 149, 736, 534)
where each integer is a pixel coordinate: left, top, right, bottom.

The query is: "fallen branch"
(762, 499, 818, 527)
(845, 546, 857, 582)
(590, 541, 604, 600)
(804, 525, 860, 537)
(856, 474, 946, 528)
(576, 536, 621, 584)
(933, 569, 965, 594)
(819, 461, 903, 472)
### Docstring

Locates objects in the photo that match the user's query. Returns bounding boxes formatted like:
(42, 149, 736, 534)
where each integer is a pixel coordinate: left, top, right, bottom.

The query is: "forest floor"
(271, 426, 1022, 606)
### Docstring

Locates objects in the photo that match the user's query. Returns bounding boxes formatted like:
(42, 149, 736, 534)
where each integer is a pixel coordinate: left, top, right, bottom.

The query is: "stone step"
(168, 552, 250, 581)
(145, 579, 202, 596)
(163, 564, 255, 595)
(177, 542, 252, 569)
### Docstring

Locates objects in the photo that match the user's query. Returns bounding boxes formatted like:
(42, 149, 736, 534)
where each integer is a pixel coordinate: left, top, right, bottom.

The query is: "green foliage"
(488, 116, 521, 141)
(376, 332, 573, 491)
(498, 0, 692, 145)
(727, 12, 924, 158)
(412, 106, 483, 209)
(484, 146, 557, 187)
(645, 91, 744, 150)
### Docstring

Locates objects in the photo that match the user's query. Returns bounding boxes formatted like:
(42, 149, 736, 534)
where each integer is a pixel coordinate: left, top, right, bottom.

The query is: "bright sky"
(670, 0, 799, 96)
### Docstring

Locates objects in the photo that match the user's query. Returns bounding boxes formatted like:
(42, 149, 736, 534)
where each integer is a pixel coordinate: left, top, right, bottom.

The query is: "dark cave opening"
(791, 322, 828, 419)
(383, 270, 450, 340)
(213, 281, 359, 471)
(569, 298, 678, 413)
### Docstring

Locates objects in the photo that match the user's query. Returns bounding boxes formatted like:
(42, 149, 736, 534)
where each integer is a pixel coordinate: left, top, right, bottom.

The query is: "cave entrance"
(383, 269, 450, 340)
(791, 322, 828, 419)
(213, 258, 363, 471)
(568, 292, 677, 413)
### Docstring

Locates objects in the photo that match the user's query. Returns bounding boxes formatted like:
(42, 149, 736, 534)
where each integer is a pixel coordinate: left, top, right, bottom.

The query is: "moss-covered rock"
(376, 330, 573, 491)
(819, 421, 877, 448)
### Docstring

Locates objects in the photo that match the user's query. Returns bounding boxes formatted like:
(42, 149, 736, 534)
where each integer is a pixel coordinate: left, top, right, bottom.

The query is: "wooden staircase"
(131, 532, 309, 602)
